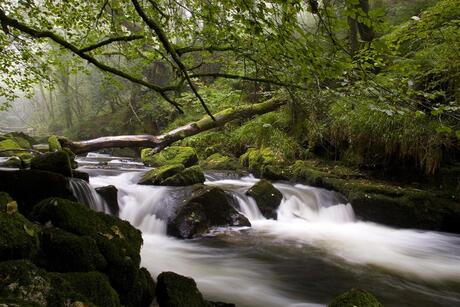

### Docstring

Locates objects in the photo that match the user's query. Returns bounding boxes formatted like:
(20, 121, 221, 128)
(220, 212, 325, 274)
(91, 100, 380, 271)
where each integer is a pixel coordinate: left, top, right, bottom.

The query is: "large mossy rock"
(2, 132, 37, 149)
(239, 147, 289, 179)
(156, 271, 207, 307)
(141, 146, 198, 167)
(0, 170, 75, 216)
(29, 198, 154, 306)
(47, 135, 62, 152)
(30, 151, 72, 177)
(202, 153, 239, 170)
(0, 260, 121, 307)
(167, 185, 250, 239)
(139, 164, 205, 186)
(246, 179, 283, 219)
(328, 288, 383, 307)
(0, 192, 39, 261)
(38, 227, 107, 273)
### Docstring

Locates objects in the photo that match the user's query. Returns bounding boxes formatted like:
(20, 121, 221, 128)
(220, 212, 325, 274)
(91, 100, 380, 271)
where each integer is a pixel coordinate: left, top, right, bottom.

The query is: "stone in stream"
(156, 271, 235, 307)
(139, 164, 205, 186)
(72, 169, 90, 182)
(96, 185, 119, 216)
(167, 185, 251, 239)
(246, 179, 283, 219)
(328, 288, 383, 307)
(141, 146, 198, 167)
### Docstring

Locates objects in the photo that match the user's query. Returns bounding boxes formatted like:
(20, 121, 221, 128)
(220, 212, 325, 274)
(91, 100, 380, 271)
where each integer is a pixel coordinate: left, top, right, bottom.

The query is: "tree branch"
(80, 35, 144, 53)
(175, 45, 236, 56)
(60, 95, 287, 154)
(190, 73, 309, 90)
(131, 0, 215, 120)
(0, 8, 183, 112)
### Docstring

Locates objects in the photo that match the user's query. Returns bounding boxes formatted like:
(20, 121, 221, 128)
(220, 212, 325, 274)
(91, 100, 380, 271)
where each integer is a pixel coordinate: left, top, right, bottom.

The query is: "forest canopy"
(0, 0, 458, 175)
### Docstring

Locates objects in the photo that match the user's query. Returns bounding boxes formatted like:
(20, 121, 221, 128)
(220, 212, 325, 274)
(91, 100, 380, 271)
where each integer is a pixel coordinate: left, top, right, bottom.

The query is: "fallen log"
(59, 96, 287, 155)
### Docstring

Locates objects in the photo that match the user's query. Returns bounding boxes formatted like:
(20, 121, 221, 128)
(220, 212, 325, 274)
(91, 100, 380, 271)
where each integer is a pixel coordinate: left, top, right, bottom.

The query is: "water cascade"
(69, 178, 109, 213)
(84, 168, 460, 307)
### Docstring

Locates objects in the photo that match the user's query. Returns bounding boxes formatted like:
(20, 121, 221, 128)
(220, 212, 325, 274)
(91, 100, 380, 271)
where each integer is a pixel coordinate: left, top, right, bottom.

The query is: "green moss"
(328, 288, 382, 307)
(239, 147, 286, 178)
(161, 165, 205, 186)
(0, 192, 39, 261)
(47, 135, 62, 152)
(123, 267, 156, 307)
(59, 271, 120, 307)
(39, 227, 107, 273)
(0, 139, 21, 156)
(202, 153, 239, 170)
(156, 271, 208, 307)
(30, 198, 144, 304)
(30, 151, 72, 177)
(141, 146, 198, 167)
(246, 179, 283, 219)
(3, 132, 36, 149)
(139, 164, 185, 185)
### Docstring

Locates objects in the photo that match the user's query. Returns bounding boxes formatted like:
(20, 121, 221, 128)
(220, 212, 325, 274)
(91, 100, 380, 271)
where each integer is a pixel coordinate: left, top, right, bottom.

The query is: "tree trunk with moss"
(59, 96, 287, 154)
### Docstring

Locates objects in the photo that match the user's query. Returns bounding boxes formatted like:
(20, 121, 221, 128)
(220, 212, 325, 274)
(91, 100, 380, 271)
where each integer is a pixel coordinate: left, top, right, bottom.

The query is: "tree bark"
(59, 96, 287, 154)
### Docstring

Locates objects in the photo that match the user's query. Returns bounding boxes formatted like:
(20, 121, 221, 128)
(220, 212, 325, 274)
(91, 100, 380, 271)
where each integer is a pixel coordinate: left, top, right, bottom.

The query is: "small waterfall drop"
(69, 178, 109, 213)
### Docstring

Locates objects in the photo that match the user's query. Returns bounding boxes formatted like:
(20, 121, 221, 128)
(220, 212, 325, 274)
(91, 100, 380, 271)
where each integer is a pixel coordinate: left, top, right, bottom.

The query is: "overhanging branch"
(80, 35, 144, 53)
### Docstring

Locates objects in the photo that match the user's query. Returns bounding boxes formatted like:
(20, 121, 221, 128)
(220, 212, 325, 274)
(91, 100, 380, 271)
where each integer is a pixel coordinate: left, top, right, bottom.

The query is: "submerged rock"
(0, 192, 39, 261)
(95, 185, 119, 216)
(30, 151, 72, 177)
(328, 288, 383, 307)
(139, 164, 205, 186)
(167, 185, 250, 239)
(246, 179, 283, 219)
(0, 170, 75, 216)
(202, 153, 239, 170)
(141, 146, 198, 167)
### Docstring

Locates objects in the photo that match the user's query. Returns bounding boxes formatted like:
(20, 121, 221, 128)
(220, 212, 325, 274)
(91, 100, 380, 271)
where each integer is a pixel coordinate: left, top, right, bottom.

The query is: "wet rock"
(30, 197, 151, 306)
(124, 267, 156, 307)
(30, 151, 72, 177)
(0, 156, 23, 168)
(246, 179, 283, 219)
(38, 227, 107, 273)
(139, 164, 205, 186)
(167, 185, 250, 239)
(156, 271, 208, 307)
(95, 185, 119, 216)
(0, 192, 39, 261)
(202, 153, 239, 170)
(141, 146, 198, 167)
(328, 288, 383, 307)
(0, 170, 75, 217)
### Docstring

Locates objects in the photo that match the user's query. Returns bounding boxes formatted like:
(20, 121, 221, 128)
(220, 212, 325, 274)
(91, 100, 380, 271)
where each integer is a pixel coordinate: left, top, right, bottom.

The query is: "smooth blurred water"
(80, 154, 460, 307)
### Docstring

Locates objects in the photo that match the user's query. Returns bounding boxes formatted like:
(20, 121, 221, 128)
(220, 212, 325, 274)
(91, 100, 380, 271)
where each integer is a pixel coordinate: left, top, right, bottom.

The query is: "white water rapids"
(84, 169, 460, 307)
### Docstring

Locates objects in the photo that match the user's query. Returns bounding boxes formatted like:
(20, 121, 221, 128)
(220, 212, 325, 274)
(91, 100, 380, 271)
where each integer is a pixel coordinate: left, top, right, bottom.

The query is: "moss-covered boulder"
(0, 156, 23, 168)
(30, 151, 72, 177)
(38, 227, 107, 273)
(123, 267, 156, 307)
(3, 132, 36, 149)
(141, 146, 198, 167)
(0, 170, 75, 217)
(0, 138, 33, 161)
(47, 135, 62, 152)
(59, 271, 121, 307)
(72, 170, 89, 182)
(139, 164, 205, 186)
(95, 185, 119, 216)
(0, 192, 39, 261)
(167, 185, 250, 239)
(328, 288, 383, 307)
(239, 147, 288, 179)
(246, 179, 283, 219)
(202, 153, 239, 170)
(156, 271, 207, 307)
(29, 198, 153, 306)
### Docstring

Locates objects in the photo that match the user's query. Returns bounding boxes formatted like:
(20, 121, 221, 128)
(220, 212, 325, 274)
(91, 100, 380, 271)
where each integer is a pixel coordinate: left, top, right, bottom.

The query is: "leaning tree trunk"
(59, 96, 287, 154)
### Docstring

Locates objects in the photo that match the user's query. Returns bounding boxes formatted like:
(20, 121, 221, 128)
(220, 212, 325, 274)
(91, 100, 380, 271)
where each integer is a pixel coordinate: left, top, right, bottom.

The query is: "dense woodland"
(0, 1, 460, 307)
(0, 0, 458, 177)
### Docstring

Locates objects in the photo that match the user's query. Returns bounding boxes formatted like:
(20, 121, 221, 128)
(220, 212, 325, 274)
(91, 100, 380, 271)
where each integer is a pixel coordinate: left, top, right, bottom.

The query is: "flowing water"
(76, 154, 460, 307)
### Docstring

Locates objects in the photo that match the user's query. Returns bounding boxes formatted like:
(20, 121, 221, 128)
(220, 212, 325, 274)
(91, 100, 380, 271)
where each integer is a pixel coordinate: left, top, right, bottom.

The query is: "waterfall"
(69, 178, 109, 213)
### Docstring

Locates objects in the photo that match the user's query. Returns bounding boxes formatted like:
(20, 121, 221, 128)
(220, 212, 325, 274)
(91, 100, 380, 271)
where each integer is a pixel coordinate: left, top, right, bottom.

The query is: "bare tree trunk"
(59, 96, 286, 154)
